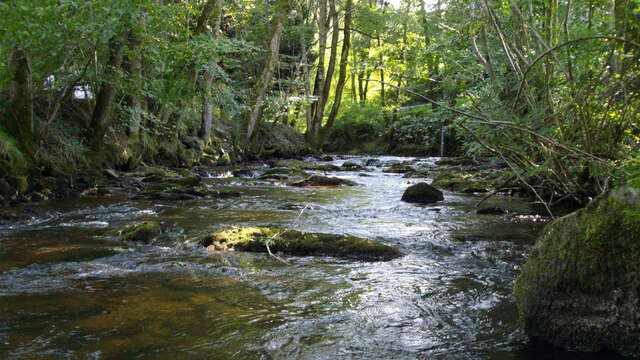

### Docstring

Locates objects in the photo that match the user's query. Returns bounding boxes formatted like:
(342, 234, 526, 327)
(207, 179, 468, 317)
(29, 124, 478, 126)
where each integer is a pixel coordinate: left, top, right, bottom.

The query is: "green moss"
(141, 167, 171, 177)
(119, 221, 162, 243)
(513, 185, 640, 354)
(382, 164, 414, 173)
(262, 167, 309, 178)
(271, 159, 340, 171)
(431, 172, 490, 193)
(290, 174, 358, 187)
(201, 226, 402, 261)
(0, 129, 27, 175)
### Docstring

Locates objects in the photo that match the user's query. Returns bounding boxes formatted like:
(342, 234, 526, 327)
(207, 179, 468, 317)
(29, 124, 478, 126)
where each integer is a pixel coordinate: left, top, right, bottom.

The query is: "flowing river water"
(0, 156, 620, 359)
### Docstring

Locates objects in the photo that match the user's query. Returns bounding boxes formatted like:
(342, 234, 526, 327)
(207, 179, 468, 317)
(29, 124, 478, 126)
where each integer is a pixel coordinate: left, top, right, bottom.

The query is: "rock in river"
(201, 226, 402, 261)
(401, 182, 444, 204)
(514, 184, 640, 357)
(291, 174, 357, 187)
(119, 221, 162, 243)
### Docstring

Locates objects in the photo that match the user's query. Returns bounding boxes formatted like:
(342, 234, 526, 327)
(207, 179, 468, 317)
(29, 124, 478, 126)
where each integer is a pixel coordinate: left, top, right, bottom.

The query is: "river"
(0, 156, 620, 359)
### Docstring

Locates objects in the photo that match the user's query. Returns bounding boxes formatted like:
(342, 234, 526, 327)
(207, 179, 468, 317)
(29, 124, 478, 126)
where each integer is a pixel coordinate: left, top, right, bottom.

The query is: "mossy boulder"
(260, 167, 309, 179)
(200, 226, 402, 261)
(134, 175, 239, 201)
(152, 175, 202, 187)
(382, 163, 415, 173)
(119, 221, 162, 243)
(514, 184, 640, 357)
(401, 182, 444, 204)
(140, 166, 171, 177)
(271, 159, 340, 172)
(341, 161, 366, 171)
(290, 174, 358, 187)
(431, 172, 490, 193)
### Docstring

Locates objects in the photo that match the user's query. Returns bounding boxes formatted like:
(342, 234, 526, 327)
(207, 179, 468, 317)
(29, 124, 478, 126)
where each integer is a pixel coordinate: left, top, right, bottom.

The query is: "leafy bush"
(323, 103, 386, 151)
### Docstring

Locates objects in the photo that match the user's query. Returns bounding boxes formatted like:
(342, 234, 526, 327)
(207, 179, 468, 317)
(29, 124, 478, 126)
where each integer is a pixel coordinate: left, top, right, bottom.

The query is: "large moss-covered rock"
(119, 221, 162, 243)
(382, 163, 415, 173)
(401, 182, 444, 203)
(514, 184, 640, 357)
(260, 167, 309, 179)
(290, 174, 357, 187)
(341, 161, 367, 171)
(271, 159, 340, 172)
(133, 175, 239, 201)
(200, 226, 402, 261)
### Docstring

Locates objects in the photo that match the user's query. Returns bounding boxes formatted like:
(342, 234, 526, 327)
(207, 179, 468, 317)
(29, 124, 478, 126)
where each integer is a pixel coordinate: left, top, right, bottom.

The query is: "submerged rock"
(290, 174, 358, 187)
(119, 221, 162, 243)
(200, 226, 402, 261)
(514, 184, 640, 357)
(401, 182, 444, 204)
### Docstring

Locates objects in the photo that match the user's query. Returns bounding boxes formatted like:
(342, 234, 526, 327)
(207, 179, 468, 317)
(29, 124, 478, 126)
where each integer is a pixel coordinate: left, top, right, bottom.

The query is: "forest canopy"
(1, 0, 639, 205)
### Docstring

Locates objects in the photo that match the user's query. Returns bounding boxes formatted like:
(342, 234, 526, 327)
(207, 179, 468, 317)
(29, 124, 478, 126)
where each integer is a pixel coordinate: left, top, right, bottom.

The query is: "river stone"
(341, 161, 366, 171)
(514, 184, 640, 357)
(201, 226, 402, 261)
(382, 164, 414, 173)
(261, 167, 309, 179)
(401, 182, 444, 203)
(119, 221, 162, 243)
(231, 169, 255, 178)
(290, 174, 357, 187)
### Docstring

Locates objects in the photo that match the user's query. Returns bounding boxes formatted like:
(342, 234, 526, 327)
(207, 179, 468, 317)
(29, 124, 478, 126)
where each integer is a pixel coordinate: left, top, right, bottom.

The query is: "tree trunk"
(125, 13, 145, 140)
(307, 0, 329, 144)
(199, 71, 214, 142)
(316, 0, 339, 133)
(246, 0, 289, 141)
(322, 0, 352, 140)
(197, 0, 222, 143)
(6, 47, 36, 157)
(89, 32, 127, 152)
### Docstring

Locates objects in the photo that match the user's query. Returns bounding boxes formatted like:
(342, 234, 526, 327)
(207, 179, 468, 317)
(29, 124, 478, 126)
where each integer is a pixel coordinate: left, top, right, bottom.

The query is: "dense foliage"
(1, 0, 638, 205)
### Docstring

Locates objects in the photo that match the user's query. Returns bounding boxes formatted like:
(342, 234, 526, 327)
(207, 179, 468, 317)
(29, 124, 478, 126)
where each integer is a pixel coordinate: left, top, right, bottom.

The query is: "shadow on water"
(0, 156, 621, 359)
